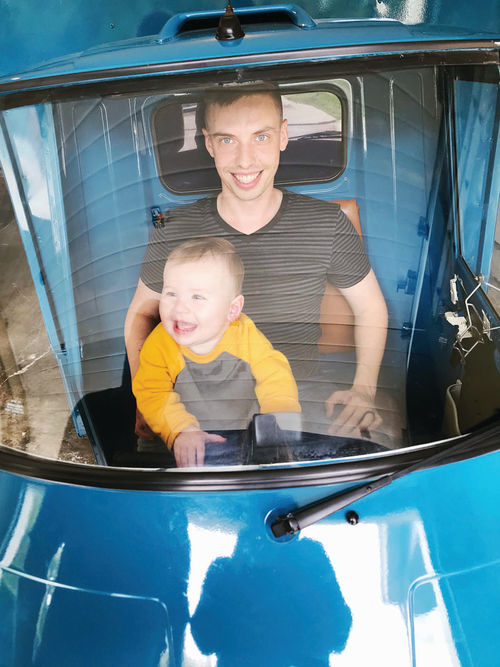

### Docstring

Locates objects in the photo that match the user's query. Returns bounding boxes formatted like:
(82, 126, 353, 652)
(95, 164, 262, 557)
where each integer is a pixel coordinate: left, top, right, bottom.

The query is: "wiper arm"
(272, 474, 392, 537)
(271, 422, 500, 537)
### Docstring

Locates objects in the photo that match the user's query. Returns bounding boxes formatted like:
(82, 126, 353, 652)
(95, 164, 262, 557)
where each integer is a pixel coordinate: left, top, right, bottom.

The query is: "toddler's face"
(160, 255, 243, 354)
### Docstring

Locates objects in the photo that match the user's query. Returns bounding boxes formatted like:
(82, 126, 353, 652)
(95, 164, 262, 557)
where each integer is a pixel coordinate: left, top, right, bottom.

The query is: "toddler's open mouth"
(173, 320, 197, 335)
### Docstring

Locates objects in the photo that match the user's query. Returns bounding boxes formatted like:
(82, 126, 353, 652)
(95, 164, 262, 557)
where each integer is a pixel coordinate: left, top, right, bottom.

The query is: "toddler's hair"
(166, 237, 244, 294)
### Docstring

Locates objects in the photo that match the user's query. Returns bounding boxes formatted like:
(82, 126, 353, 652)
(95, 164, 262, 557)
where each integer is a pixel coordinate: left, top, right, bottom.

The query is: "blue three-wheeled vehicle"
(0, 2, 499, 665)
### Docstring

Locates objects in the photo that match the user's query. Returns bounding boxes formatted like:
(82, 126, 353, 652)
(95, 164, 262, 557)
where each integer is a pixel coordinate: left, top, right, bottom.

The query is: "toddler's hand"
(173, 428, 226, 467)
(135, 408, 155, 440)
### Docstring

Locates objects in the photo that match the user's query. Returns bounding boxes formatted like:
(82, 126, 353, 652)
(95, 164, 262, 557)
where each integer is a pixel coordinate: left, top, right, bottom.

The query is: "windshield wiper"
(271, 420, 500, 537)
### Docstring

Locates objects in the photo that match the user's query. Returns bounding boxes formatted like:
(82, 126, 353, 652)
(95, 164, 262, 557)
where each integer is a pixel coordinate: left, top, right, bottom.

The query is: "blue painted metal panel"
(0, 1, 499, 80)
(0, 17, 498, 90)
(2, 448, 500, 664)
(0, 569, 171, 665)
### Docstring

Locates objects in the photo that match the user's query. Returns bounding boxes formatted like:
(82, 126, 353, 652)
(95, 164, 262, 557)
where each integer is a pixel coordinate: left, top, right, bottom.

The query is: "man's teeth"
(235, 173, 259, 184)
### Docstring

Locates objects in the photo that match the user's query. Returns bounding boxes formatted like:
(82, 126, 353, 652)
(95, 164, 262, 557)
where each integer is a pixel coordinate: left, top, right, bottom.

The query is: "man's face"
(160, 256, 243, 355)
(202, 94, 288, 203)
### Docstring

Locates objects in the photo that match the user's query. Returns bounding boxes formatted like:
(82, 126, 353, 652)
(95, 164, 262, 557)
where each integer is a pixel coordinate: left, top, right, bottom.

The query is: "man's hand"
(333, 270, 387, 439)
(173, 428, 227, 467)
(135, 408, 156, 440)
(325, 388, 381, 438)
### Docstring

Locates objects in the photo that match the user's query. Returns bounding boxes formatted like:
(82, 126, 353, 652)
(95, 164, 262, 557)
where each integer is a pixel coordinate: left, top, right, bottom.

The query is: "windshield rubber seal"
(0, 422, 499, 491)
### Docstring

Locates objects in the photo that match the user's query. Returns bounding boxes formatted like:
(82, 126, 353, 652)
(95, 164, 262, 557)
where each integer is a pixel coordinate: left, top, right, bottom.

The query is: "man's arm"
(326, 269, 388, 436)
(124, 278, 161, 437)
(124, 279, 161, 377)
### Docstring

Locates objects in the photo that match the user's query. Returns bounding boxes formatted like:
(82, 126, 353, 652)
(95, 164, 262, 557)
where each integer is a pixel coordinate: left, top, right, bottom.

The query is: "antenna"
(215, 2, 245, 40)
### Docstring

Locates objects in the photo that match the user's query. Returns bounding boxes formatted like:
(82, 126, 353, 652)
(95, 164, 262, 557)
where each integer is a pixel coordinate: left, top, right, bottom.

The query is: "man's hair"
(201, 82, 283, 130)
(166, 237, 244, 295)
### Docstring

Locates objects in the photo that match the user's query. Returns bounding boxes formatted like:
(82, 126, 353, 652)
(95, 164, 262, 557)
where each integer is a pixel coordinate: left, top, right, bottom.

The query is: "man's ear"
(228, 294, 244, 322)
(202, 128, 214, 158)
(280, 118, 289, 152)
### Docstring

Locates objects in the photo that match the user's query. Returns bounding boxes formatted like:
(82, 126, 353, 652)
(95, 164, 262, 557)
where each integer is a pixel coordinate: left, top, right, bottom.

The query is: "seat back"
(318, 199, 362, 354)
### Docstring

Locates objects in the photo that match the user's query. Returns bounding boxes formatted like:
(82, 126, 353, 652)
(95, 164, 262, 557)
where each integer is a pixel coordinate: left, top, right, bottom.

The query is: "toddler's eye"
(192, 294, 205, 301)
(163, 290, 176, 298)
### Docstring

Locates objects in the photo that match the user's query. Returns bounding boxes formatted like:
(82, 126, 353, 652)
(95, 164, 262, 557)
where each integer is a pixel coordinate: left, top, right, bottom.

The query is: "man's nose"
(236, 140, 255, 168)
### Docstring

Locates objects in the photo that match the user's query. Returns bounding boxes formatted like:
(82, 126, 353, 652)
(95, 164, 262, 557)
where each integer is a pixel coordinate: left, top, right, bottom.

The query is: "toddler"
(133, 237, 300, 467)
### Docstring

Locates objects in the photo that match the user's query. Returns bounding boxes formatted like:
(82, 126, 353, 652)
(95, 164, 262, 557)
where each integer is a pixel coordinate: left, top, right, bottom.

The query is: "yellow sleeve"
(132, 325, 199, 447)
(238, 316, 301, 414)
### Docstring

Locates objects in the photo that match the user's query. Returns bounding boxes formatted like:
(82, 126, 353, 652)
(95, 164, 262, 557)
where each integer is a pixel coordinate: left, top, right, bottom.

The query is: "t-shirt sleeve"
(327, 208, 371, 288)
(140, 225, 169, 294)
(132, 326, 200, 447)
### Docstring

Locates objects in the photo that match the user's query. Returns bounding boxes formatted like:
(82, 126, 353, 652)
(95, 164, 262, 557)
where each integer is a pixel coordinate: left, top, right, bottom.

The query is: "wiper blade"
(271, 421, 500, 537)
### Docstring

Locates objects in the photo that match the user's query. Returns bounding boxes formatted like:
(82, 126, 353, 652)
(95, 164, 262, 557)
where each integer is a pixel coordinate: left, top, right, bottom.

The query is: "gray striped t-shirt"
(140, 190, 371, 380)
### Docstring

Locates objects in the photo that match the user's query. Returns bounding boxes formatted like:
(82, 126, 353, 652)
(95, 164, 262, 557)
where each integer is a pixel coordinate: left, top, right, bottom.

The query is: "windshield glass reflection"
(1, 65, 499, 470)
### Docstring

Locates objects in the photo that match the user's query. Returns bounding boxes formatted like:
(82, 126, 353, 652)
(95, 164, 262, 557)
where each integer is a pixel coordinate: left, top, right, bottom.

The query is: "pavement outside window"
(0, 171, 95, 464)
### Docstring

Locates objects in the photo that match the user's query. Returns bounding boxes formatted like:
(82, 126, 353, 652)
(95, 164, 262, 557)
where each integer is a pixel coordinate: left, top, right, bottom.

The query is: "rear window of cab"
(151, 87, 346, 194)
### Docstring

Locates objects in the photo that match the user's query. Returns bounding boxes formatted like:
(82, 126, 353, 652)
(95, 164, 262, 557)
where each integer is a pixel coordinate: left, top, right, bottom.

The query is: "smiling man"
(125, 82, 388, 442)
(201, 88, 287, 233)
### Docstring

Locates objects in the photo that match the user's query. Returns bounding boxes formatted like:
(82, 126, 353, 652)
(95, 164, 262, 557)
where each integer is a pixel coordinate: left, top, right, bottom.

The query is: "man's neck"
(217, 188, 283, 234)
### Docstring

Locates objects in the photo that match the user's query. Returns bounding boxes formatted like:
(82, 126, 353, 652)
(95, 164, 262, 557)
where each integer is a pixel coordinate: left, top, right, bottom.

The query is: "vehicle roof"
(1, 9, 499, 90)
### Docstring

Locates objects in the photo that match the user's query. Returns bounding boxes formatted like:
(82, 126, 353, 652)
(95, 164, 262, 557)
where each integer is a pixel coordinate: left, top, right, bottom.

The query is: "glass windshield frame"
(1, 46, 499, 489)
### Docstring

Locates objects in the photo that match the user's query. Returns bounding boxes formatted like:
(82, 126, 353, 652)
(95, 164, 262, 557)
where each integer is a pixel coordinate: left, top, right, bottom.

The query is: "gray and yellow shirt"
(133, 314, 301, 447)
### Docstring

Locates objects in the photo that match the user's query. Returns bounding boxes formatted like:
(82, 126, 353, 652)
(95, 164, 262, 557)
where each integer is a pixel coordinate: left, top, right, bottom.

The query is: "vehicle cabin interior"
(1, 61, 499, 468)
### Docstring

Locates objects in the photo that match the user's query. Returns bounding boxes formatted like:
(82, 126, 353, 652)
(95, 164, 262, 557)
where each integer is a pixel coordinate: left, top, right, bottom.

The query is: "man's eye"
(256, 134, 268, 142)
(221, 137, 232, 145)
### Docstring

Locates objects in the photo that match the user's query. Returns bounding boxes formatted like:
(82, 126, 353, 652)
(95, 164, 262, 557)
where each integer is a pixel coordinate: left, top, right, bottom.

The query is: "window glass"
(455, 76, 500, 284)
(488, 206, 500, 313)
(0, 67, 464, 470)
(0, 168, 95, 463)
(152, 87, 345, 194)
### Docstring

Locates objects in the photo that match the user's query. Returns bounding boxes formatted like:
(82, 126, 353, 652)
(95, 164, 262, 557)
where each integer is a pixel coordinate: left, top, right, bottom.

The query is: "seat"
(318, 199, 362, 354)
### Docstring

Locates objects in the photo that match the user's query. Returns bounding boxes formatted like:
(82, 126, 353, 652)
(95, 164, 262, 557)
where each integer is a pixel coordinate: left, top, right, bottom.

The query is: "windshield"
(0, 62, 499, 471)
